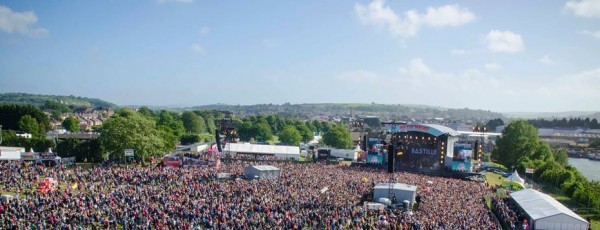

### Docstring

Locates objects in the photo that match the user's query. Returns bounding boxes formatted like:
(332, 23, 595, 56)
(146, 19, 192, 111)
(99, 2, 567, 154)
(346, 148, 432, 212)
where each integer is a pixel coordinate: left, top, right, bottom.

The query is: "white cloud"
(200, 26, 210, 34)
(337, 69, 380, 83)
(0, 5, 48, 37)
(485, 62, 501, 70)
(539, 55, 555, 65)
(422, 4, 476, 27)
(354, 0, 474, 38)
(485, 30, 524, 53)
(450, 49, 468, 55)
(191, 43, 204, 54)
(157, 0, 193, 3)
(565, 0, 600, 18)
(582, 30, 600, 39)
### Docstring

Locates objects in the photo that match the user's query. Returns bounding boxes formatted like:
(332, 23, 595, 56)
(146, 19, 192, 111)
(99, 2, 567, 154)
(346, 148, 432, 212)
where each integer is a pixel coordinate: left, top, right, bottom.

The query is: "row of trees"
(493, 121, 600, 213)
(527, 117, 600, 129)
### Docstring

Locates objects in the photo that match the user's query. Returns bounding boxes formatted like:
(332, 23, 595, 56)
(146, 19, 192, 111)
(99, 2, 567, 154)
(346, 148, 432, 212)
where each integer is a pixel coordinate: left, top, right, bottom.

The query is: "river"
(568, 158, 600, 181)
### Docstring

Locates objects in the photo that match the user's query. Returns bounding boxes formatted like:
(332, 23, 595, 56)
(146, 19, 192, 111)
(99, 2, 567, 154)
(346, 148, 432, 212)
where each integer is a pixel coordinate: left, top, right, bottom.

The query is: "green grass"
(592, 220, 599, 230)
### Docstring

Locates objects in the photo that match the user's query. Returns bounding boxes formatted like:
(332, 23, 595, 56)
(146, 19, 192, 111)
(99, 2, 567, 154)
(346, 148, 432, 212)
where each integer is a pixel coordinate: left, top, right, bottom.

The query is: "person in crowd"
(0, 159, 499, 229)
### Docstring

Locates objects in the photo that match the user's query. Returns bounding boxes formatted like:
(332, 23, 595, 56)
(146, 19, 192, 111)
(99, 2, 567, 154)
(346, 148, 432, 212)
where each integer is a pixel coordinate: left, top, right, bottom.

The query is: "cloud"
(582, 30, 600, 39)
(539, 55, 555, 65)
(157, 0, 193, 3)
(485, 62, 501, 70)
(565, 0, 600, 18)
(337, 69, 380, 83)
(484, 30, 524, 53)
(191, 43, 204, 54)
(354, 0, 474, 39)
(0, 5, 48, 37)
(200, 26, 210, 34)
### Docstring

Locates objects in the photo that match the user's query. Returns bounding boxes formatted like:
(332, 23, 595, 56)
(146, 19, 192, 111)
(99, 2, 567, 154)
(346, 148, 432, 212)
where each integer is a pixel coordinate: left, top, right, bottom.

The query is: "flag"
(71, 183, 78, 189)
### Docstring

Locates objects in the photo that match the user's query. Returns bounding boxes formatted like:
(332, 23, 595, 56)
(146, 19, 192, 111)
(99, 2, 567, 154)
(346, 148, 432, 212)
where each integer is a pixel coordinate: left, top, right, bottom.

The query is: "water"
(568, 158, 600, 181)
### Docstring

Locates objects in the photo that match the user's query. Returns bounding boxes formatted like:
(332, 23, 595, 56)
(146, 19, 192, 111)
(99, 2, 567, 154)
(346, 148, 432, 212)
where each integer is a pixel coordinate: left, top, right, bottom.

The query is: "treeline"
(494, 121, 600, 214)
(527, 117, 600, 129)
(0, 104, 55, 152)
(233, 114, 348, 147)
(0, 93, 116, 108)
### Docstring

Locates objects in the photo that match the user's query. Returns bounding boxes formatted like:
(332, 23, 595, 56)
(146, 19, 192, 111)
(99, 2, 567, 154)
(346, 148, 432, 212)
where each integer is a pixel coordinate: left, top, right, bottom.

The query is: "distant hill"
(503, 111, 600, 120)
(187, 103, 504, 122)
(0, 93, 117, 108)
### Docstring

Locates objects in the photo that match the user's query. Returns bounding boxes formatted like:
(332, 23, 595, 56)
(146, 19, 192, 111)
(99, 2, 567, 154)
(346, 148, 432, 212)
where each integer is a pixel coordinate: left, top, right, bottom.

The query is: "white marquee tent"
(510, 189, 589, 230)
(507, 170, 525, 187)
(225, 143, 299, 160)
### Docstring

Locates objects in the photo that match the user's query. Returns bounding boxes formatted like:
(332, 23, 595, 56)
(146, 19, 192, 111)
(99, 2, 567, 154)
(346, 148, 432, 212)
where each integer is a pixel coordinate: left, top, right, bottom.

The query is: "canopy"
(507, 170, 525, 186)
(510, 189, 588, 229)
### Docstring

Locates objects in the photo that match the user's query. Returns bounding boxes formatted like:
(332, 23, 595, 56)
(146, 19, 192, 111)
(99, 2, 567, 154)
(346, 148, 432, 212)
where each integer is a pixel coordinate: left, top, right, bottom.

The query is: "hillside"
(187, 103, 504, 122)
(0, 93, 117, 108)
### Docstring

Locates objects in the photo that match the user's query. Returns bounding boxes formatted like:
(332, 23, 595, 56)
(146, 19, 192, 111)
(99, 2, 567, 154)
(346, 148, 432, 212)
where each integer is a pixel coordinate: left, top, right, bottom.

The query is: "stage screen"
(367, 154, 383, 164)
(453, 143, 473, 161)
(396, 143, 440, 171)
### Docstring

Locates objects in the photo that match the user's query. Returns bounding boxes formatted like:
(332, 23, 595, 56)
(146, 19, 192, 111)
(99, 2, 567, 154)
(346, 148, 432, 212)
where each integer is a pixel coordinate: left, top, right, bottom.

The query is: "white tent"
(510, 189, 589, 230)
(225, 143, 299, 160)
(507, 170, 525, 187)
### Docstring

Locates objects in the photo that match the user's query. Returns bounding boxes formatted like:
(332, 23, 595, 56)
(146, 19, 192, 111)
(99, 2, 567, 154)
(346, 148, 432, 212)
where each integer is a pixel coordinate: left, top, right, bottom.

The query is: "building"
(510, 189, 589, 230)
(244, 165, 280, 180)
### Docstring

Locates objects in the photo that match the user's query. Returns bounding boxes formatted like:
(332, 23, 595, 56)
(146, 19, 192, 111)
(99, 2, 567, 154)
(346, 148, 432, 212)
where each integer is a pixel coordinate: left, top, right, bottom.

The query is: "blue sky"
(1, 0, 599, 112)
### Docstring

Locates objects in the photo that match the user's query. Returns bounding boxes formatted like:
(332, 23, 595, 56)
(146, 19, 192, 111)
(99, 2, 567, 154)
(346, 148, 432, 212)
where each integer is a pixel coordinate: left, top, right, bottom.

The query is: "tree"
(254, 122, 273, 142)
(137, 106, 156, 119)
(322, 125, 353, 149)
(589, 139, 600, 149)
(18, 115, 39, 136)
(493, 120, 551, 169)
(486, 118, 504, 132)
(553, 149, 569, 166)
(205, 117, 216, 135)
(62, 116, 80, 133)
(157, 110, 185, 138)
(180, 134, 200, 145)
(279, 125, 302, 146)
(295, 123, 313, 143)
(100, 109, 170, 161)
(0, 104, 50, 136)
(237, 121, 256, 142)
(181, 111, 206, 133)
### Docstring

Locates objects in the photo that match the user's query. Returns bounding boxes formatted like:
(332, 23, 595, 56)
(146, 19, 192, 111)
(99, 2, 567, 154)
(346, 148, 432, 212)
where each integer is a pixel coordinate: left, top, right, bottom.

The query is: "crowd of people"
(492, 195, 526, 229)
(0, 159, 500, 229)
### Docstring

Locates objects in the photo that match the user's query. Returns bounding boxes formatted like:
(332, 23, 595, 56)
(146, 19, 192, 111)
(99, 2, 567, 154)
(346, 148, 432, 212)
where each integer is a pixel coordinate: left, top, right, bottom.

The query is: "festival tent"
(225, 143, 299, 160)
(244, 165, 280, 180)
(510, 189, 589, 230)
(507, 170, 525, 187)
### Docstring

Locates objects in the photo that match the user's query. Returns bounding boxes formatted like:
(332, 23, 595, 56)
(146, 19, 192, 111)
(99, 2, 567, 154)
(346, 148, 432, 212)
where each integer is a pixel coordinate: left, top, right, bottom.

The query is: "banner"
(525, 168, 534, 174)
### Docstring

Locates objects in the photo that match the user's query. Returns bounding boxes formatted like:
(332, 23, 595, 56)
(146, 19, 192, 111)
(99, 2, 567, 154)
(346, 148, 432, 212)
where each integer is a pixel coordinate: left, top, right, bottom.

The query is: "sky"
(0, 0, 599, 112)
